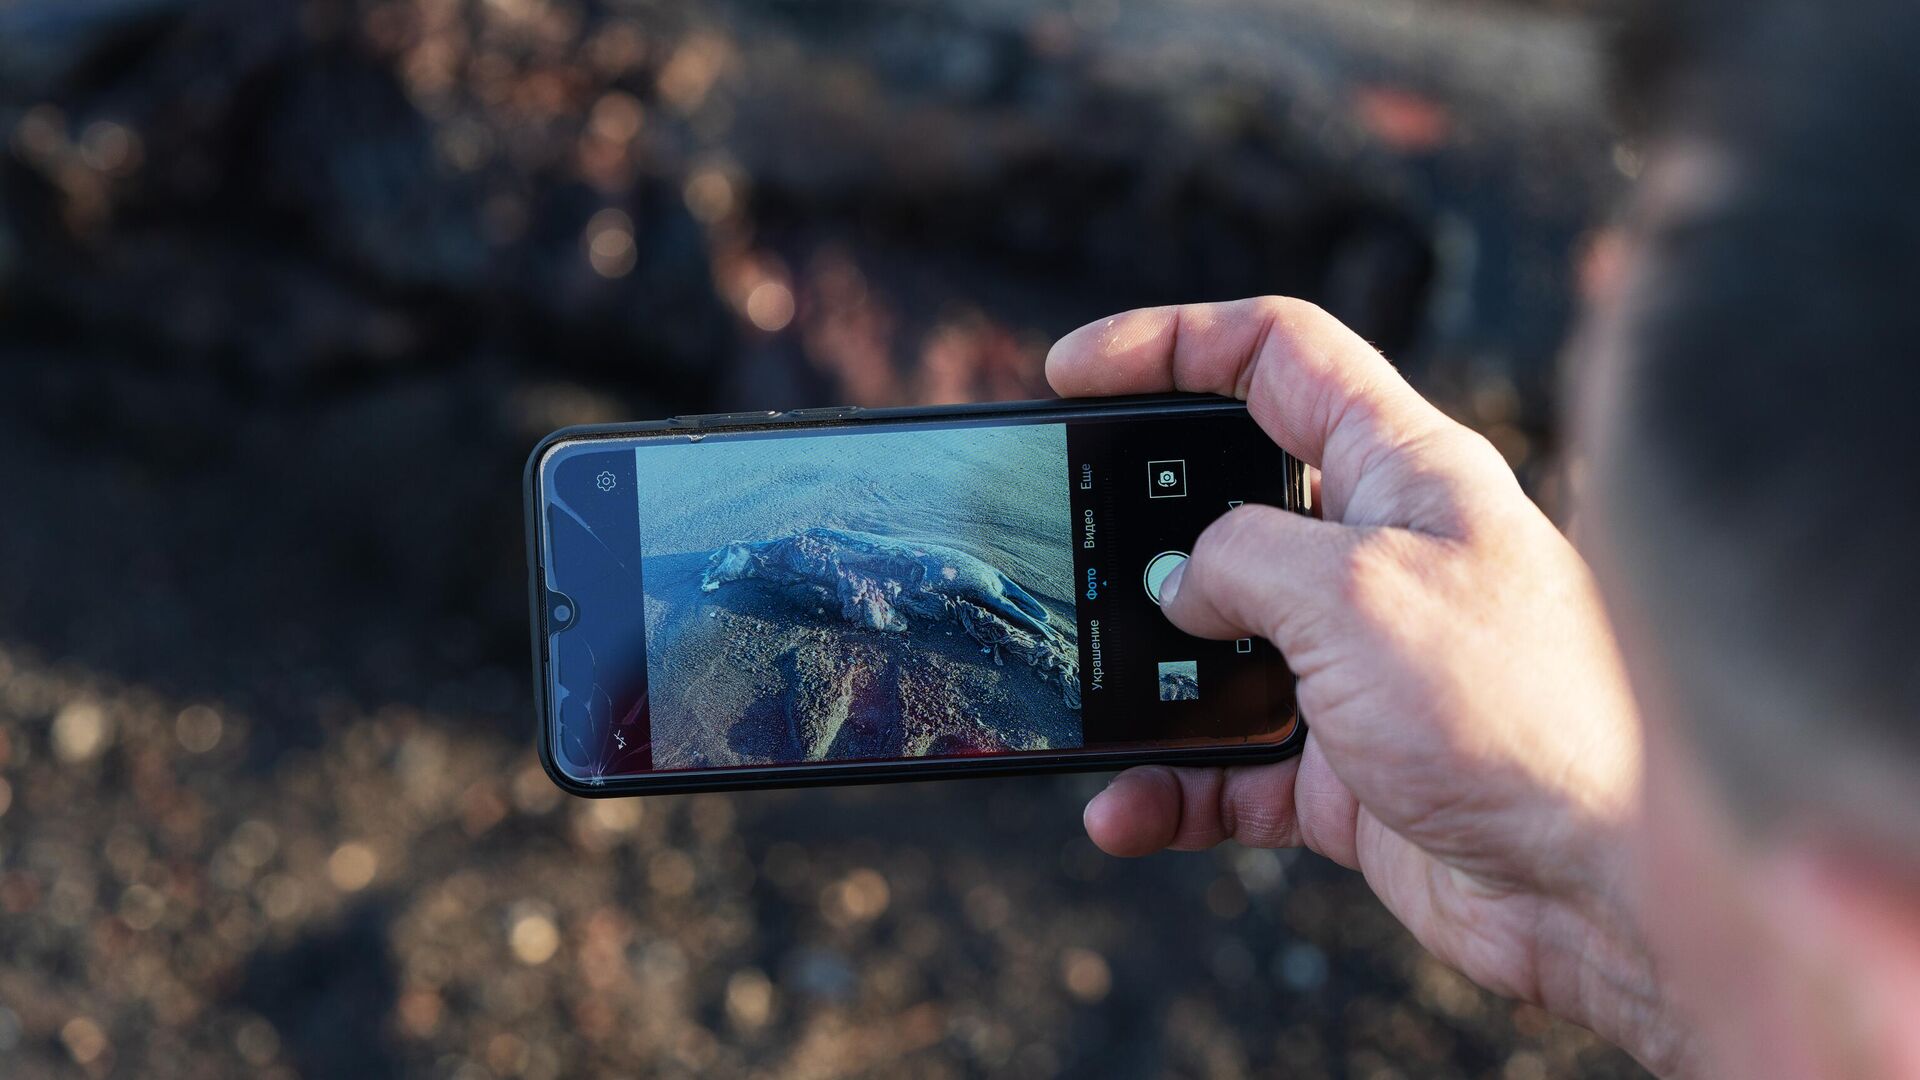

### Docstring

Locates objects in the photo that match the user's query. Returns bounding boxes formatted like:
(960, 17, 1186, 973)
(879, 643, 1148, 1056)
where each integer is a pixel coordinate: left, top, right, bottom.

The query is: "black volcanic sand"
(643, 550, 1079, 770)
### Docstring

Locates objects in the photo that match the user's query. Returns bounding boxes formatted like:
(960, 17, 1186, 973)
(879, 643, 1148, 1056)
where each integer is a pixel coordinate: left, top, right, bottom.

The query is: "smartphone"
(525, 394, 1307, 796)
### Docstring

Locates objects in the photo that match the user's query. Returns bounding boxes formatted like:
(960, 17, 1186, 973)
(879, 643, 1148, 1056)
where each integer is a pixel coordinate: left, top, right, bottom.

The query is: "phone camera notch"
(546, 590, 579, 632)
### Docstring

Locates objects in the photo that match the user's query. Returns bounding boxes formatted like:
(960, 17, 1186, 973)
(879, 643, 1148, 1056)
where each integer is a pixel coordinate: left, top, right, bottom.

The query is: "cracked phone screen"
(540, 412, 1298, 784)
(543, 447, 652, 782)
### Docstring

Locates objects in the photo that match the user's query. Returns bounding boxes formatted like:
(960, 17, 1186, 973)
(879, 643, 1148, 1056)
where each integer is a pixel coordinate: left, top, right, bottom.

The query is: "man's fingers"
(1083, 767, 1182, 856)
(1045, 298, 1456, 504)
(1083, 761, 1304, 856)
(1158, 503, 1360, 650)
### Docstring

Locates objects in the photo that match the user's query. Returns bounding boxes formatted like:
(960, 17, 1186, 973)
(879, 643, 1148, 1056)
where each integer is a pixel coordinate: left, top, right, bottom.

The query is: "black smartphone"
(525, 394, 1307, 796)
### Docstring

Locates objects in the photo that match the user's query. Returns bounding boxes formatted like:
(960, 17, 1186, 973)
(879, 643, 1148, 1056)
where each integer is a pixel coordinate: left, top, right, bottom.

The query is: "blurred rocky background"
(0, 0, 1645, 1076)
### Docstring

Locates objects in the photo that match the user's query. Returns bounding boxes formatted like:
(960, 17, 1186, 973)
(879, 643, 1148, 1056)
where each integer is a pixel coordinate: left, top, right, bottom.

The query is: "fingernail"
(1082, 789, 1108, 830)
(1159, 562, 1184, 607)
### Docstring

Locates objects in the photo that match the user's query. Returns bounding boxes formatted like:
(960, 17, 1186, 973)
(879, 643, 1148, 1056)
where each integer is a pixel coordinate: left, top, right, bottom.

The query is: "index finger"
(1082, 760, 1303, 855)
(1045, 297, 1452, 482)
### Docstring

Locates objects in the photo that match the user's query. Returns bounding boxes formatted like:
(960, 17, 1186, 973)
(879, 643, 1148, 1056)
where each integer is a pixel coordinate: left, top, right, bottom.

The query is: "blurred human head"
(1575, 0, 1920, 1074)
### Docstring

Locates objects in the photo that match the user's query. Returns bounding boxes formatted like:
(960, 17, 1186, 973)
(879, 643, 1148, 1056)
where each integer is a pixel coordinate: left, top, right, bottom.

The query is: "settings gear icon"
(594, 470, 617, 492)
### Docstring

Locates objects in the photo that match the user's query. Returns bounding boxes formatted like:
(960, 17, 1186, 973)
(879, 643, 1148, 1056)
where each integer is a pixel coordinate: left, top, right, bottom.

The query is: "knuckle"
(1447, 426, 1517, 483)
(1436, 430, 1527, 529)
(1236, 787, 1297, 845)
(1191, 505, 1285, 583)
(1228, 797, 1296, 848)
(1372, 425, 1524, 535)
(1327, 529, 1402, 612)
(1187, 512, 1240, 578)
(1192, 505, 1316, 640)
(1195, 504, 1264, 557)
(1171, 772, 1231, 849)
(1249, 294, 1327, 326)
(1221, 766, 1299, 848)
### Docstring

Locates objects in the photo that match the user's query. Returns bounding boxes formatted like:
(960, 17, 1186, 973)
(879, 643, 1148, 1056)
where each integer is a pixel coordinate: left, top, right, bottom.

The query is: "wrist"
(1531, 866, 1701, 1078)
(1533, 672, 1700, 1072)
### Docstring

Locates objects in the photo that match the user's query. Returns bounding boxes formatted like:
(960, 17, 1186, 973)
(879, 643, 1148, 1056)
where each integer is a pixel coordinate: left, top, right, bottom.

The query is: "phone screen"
(536, 406, 1299, 785)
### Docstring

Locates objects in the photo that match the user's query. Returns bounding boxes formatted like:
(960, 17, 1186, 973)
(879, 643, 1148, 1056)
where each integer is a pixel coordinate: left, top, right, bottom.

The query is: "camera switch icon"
(1147, 459, 1187, 498)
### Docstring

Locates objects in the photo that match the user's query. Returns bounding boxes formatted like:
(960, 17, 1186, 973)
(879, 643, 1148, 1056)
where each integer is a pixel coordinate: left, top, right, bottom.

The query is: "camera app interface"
(540, 410, 1297, 783)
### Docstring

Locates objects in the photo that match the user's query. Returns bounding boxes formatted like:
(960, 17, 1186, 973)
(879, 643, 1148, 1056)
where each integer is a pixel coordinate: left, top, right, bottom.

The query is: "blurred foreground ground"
(0, 0, 1647, 1075)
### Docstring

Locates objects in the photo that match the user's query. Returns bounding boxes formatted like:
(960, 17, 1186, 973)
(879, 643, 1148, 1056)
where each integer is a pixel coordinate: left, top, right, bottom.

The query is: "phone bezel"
(524, 393, 1308, 797)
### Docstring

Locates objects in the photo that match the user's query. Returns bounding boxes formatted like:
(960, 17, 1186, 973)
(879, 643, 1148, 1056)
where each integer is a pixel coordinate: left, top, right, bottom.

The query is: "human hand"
(1049, 298, 1692, 1076)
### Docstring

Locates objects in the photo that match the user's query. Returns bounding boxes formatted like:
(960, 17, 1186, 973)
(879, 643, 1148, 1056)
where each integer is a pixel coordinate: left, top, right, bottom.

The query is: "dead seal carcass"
(701, 527, 1080, 708)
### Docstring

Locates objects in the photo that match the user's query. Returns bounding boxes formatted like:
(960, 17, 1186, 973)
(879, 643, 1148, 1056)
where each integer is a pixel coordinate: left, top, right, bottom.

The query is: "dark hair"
(1602, 0, 1920, 839)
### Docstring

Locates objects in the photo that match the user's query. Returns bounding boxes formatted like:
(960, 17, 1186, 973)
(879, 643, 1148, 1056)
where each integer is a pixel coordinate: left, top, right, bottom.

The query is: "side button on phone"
(668, 410, 783, 428)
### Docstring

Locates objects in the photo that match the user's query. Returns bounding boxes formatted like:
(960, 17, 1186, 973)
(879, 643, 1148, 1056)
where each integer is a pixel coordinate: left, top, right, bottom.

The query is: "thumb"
(1159, 503, 1364, 657)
